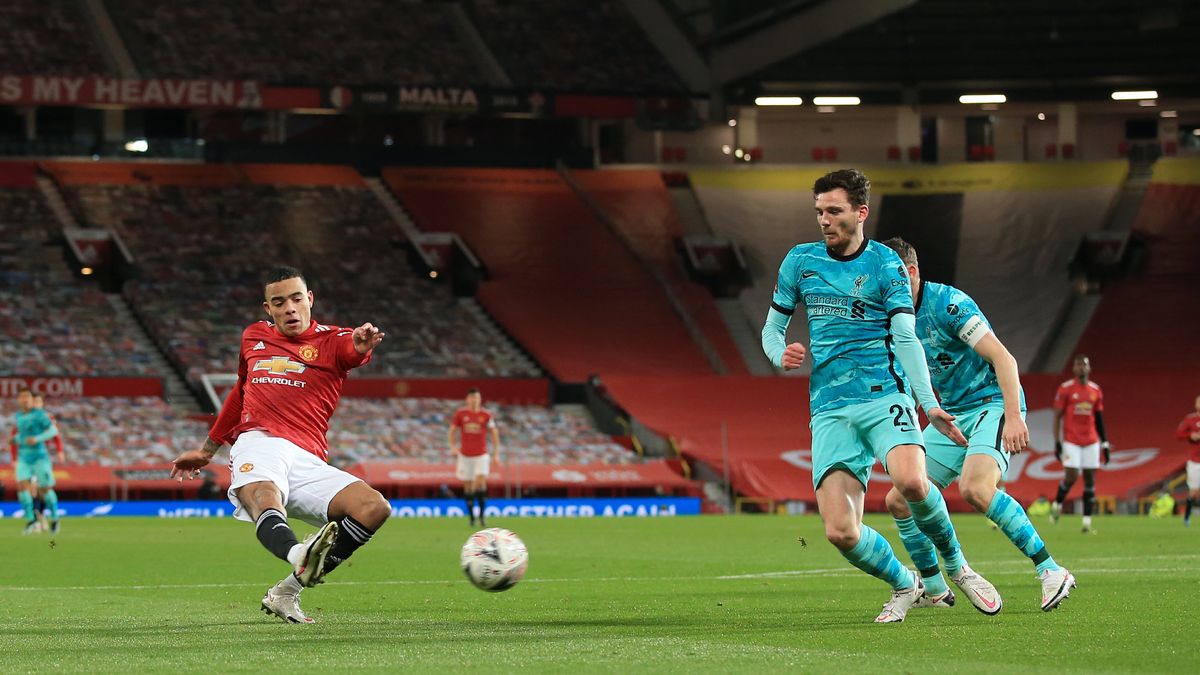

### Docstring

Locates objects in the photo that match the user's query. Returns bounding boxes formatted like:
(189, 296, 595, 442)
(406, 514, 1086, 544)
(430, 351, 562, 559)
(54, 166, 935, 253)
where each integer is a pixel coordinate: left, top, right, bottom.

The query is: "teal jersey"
(915, 281, 1024, 414)
(14, 408, 55, 462)
(772, 239, 915, 416)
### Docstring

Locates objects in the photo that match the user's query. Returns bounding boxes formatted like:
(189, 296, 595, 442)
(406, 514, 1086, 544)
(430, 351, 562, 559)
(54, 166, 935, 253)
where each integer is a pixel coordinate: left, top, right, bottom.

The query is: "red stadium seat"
(1045, 143, 1058, 159)
(1062, 143, 1075, 159)
(824, 147, 838, 161)
(887, 145, 901, 161)
(907, 145, 921, 162)
(811, 147, 824, 162)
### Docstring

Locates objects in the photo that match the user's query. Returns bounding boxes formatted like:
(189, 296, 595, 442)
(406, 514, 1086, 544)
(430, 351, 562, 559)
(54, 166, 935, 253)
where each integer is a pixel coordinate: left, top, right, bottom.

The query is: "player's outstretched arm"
(890, 311, 967, 446)
(352, 322, 385, 354)
(973, 332, 1029, 453)
(171, 438, 219, 481)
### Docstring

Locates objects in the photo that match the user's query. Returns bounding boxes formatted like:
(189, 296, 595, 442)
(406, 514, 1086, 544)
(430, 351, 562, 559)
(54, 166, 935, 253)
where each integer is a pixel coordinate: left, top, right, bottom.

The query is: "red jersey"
(452, 408, 495, 457)
(209, 320, 372, 461)
(1054, 379, 1104, 446)
(1176, 412, 1200, 463)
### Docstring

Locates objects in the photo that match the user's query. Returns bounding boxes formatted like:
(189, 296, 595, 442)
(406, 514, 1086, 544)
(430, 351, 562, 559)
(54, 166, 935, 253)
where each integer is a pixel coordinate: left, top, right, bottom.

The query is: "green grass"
(2, 514, 1197, 673)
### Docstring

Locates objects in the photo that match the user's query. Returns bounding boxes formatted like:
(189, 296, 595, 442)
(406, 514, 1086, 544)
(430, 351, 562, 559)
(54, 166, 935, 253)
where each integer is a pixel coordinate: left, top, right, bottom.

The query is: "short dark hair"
(813, 168, 870, 208)
(1074, 354, 1090, 363)
(16, 385, 32, 395)
(467, 388, 481, 395)
(882, 237, 917, 267)
(262, 266, 306, 292)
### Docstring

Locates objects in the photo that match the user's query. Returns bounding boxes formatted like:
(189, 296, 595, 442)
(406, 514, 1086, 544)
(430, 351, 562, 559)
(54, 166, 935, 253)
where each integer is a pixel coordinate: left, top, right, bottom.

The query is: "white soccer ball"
(461, 527, 528, 592)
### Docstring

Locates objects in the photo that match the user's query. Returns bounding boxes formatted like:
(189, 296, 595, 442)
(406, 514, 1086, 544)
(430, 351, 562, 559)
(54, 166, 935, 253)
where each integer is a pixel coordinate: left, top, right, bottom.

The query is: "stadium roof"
(667, 0, 1200, 104)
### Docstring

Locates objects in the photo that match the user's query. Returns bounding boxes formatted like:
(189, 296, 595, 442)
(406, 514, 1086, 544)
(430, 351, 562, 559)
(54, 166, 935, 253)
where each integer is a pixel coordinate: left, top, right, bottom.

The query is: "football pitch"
(3, 514, 1197, 673)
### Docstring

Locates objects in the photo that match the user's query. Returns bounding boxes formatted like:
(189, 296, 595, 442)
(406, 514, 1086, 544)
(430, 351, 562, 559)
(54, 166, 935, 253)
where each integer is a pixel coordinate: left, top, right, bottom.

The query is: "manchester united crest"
(298, 344, 319, 361)
(239, 463, 255, 473)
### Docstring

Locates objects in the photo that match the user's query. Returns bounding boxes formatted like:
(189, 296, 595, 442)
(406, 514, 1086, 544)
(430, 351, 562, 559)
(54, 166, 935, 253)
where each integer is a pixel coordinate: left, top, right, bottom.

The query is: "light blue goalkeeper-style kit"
(915, 281, 1026, 487)
(13, 407, 60, 525)
(762, 238, 967, 594)
(906, 281, 1060, 587)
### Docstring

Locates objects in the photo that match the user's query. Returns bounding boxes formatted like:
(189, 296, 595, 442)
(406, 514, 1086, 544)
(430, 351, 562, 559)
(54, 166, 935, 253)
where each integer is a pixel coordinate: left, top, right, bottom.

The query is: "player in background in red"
(171, 266, 390, 624)
(1174, 394, 1200, 526)
(1051, 355, 1111, 533)
(448, 388, 501, 527)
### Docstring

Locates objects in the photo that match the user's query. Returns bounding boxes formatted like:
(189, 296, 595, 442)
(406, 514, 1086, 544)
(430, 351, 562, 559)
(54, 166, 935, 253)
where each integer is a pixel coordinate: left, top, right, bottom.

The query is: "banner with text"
(0, 377, 163, 398)
(0, 498, 699, 519)
(0, 75, 321, 110)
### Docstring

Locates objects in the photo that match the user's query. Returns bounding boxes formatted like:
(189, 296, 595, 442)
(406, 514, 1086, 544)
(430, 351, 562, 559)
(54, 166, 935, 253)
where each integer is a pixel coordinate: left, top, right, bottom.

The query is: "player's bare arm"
(171, 437, 221, 481)
(973, 332, 1029, 454)
(1052, 408, 1065, 459)
(352, 322, 385, 354)
(491, 426, 501, 463)
(448, 425, 460, 456)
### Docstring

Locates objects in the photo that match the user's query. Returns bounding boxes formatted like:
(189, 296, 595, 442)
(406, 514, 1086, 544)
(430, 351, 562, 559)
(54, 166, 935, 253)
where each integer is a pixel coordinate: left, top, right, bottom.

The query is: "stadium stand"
(0, 164, 159, 376)
(383, 167, 721, 380)
(469, 0, 684, 93)
(1, 396, 207, 466)
(327, 398, 634, 466)
(0, 1, 109, 76)
(0, 396, 631, 469)
(106, 0, 483, 85)
(572, 169, 747, 375)
(688, 162, 1128, 372)
(46, 161, 537, 383)
(1074, 158, 1200, 369)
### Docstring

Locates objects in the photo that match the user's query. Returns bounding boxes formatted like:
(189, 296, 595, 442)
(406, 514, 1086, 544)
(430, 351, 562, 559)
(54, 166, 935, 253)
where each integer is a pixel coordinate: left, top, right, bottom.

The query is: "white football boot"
(951, 563, 1002, 615)
(875, 571, 925, 623)
(1039, 567, 1076, 612)
(291, 521, 339, 587)
(912, 587, 956, 609)
(261, 578, 314, 624)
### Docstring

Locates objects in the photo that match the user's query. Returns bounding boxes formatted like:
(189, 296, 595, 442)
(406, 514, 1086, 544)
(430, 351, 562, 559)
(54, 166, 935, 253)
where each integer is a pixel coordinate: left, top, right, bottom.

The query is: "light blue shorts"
(15, 457, 55, 487)
(925, 401, 1026, 488)
(810, 392, 924, 490)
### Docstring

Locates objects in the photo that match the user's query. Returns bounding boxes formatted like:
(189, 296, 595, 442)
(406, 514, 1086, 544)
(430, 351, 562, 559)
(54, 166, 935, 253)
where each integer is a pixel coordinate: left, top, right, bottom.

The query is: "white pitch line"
(1, 553, 1195, 593)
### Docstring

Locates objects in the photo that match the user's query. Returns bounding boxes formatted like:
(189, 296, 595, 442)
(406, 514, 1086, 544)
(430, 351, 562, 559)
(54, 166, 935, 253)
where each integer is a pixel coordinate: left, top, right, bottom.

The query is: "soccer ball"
(460, 527, 528, 592)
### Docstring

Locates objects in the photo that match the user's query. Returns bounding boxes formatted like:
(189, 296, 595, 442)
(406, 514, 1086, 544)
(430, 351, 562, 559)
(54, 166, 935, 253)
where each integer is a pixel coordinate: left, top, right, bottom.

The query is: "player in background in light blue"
(762, 169, 1000, 623)
(881, 238, 1075, 613)
(11, 387, 62, 535)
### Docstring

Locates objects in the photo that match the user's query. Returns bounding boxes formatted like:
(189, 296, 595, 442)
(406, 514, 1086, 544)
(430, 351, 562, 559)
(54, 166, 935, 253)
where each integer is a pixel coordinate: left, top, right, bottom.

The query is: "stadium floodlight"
(755, 96, 803, 106)
(1111, 90, 1157, 100)
(959, 94, 1006, 104)
(812, 96, 861, 106)
(123, 139, 149, 152)
(1161, 110, 1177, 118)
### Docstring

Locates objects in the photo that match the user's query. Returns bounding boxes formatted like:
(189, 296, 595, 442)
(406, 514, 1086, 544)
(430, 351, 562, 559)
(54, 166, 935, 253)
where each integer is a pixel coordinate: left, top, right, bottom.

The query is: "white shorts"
(1187, 460, 1200, 491)
(227, 431, 360, 526)
(1061, 441, 1101, 470)
(456, 453, 490, 481)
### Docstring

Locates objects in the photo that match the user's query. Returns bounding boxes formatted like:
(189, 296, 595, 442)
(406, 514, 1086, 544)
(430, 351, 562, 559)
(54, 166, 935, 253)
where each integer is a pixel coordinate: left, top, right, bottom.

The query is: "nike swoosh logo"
(801, 271, 818, 279)
(975, 591, 998, 610)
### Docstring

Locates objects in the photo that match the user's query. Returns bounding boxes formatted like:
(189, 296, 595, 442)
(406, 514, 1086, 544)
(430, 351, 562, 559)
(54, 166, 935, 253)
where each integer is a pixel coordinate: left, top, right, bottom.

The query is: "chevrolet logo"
(253, 357, 306, 376)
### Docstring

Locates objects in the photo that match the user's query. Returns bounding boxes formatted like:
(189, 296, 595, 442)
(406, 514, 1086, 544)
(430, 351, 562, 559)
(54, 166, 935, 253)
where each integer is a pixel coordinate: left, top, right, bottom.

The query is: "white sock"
(286, 542, 305, 568)
(1082, 516, 1093, 528)
(279, 572, 303, 594)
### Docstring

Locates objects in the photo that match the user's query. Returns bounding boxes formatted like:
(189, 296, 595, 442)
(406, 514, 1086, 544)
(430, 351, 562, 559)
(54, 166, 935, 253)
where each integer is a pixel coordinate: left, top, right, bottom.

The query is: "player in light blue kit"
(881, 238, 1076, 612)
(11, 387, 62, 535)
(762, 169, 1000, 623)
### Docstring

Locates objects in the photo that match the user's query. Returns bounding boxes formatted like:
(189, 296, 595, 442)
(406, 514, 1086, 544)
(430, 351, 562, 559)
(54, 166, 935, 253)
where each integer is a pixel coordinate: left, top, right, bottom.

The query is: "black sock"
(476, 491, 487, 520)
(1054, 482, 1070, 504)
(1082, 489, 1095, 517)
(33, 496, 45, 517)
(255, 508, 299, 563)
(465, 491, 476, 520)
(1186, 498, 1193, 521)
(324, 515, 376, 574)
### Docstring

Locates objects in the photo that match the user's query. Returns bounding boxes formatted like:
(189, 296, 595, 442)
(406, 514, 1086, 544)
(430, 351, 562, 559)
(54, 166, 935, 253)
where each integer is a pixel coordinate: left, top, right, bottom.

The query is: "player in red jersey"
(448, 388, 501, 527)
(1174, 394, 1200, 526)
(170, 266, 390, 624)
(1051, 355, 1111, 533)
